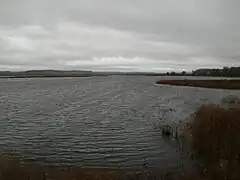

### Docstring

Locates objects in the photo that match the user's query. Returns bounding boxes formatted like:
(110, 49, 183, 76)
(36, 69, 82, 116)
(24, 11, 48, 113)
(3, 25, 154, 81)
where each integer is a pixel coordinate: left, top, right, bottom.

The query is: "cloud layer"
(0, 0, 239, 72)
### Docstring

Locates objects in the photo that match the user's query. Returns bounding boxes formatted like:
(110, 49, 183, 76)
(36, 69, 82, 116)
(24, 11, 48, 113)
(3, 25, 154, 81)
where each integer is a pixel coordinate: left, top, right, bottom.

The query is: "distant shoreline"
(156, 79, 240, 90)
(0, 75, 94, 78)
(0, 70, 169, 78)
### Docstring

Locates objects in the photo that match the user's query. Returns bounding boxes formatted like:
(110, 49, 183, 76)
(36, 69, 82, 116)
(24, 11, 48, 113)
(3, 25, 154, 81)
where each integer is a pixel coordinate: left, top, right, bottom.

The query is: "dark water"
(0, 76, 239, 168)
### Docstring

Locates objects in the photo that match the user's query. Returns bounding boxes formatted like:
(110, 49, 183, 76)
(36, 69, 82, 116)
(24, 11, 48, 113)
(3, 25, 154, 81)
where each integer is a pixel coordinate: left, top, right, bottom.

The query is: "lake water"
(0, 76, 239, 169)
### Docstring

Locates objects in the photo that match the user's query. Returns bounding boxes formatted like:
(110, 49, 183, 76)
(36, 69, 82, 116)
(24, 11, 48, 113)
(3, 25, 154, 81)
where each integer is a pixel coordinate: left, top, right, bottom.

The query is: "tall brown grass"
(0, 154, 205, 180)
(192, 105, 240, 161)
(189, 104, 240, 179)
(156, 80, 240, 90)
(0, 154, 184, 180)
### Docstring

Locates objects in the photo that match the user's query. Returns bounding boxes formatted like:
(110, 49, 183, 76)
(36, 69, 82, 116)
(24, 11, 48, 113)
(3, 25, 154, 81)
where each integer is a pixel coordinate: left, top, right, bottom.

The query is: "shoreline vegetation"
(0, 70, 174, 78)
(159, 95, 240, 180)
(1, 95, 240, 179)
(156, 79, 240, 90)
(0, 66, 239, 78)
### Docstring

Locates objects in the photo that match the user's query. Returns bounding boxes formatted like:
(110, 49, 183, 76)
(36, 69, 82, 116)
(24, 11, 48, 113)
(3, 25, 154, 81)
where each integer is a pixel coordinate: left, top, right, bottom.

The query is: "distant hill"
(0, 70, 94, 78)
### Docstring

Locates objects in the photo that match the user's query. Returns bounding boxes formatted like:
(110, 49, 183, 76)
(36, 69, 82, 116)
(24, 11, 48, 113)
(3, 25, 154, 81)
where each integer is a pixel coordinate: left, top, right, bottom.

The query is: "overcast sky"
(0, 0, 239, 72)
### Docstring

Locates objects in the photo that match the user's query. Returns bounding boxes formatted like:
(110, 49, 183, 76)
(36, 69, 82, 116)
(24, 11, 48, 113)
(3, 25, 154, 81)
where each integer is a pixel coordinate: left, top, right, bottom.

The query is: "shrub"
(175, 103, 240, 179)
(191, 104, 240, 162)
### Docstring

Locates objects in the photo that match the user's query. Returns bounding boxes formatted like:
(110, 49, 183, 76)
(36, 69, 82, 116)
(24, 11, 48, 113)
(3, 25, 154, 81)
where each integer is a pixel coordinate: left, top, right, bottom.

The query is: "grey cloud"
(0, 0, 239, 71)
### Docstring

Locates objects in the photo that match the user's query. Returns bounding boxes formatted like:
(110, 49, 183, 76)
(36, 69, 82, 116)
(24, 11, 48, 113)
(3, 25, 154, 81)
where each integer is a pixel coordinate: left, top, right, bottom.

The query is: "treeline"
(192, 67, 240, 77)
(164, 71, 188, 76)
(165, 67, 240, 77)
(0, 67, 239, 78)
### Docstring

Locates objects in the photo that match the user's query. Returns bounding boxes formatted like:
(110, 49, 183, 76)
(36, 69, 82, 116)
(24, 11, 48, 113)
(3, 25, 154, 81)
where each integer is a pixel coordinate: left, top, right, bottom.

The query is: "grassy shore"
(0, 154, 198, 180)
(156, 79, 240, 90)
(178, 103, 240, 180)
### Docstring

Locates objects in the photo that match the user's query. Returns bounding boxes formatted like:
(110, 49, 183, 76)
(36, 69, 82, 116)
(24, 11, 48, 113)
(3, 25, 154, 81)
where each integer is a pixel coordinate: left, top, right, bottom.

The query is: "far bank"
(156, 79, 240, 90)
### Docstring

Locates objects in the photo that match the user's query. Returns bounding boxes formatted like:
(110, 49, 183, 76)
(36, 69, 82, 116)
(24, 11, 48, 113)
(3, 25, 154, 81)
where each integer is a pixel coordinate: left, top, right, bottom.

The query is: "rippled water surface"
(0, 76, 239, 168)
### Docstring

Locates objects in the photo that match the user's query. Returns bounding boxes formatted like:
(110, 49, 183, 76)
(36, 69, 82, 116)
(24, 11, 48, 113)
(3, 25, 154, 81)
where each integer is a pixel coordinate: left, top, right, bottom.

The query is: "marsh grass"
(0, 154, 204, 180)
(158, 102, 240, 179)
(186, 104, 240, 179)
(156, 80, 240, 90)
(192, 105, 240, 160)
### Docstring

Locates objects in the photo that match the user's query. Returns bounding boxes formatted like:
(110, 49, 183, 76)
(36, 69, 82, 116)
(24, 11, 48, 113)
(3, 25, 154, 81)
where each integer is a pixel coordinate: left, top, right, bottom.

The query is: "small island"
(156, 79, 240, 90)
(156, 66, 240, 90)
